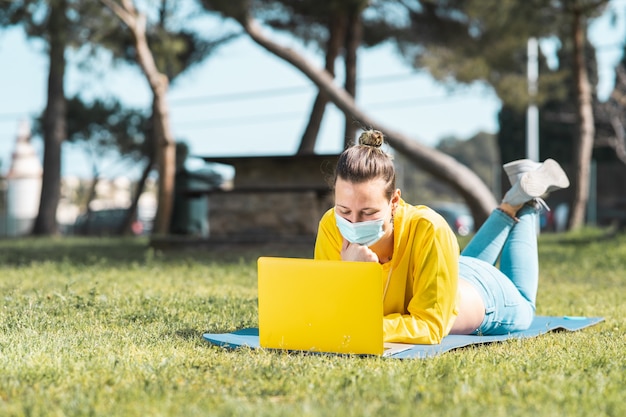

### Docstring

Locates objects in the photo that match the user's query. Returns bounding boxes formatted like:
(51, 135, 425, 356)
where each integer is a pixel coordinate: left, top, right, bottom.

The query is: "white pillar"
(6, 121, 42, 236)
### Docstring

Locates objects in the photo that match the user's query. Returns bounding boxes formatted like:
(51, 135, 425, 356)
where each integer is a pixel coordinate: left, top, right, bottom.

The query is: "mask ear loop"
(390, 203, 398, 224)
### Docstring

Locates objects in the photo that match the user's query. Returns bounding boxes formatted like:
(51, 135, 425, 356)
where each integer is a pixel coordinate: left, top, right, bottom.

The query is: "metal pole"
(527, 38, 541, 233)
(527, 38, 539, 162)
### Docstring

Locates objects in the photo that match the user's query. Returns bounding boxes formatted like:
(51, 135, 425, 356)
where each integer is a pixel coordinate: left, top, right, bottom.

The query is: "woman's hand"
(341, 239, 379, 263)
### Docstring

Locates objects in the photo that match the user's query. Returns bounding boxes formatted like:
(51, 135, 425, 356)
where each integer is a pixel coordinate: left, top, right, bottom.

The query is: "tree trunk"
(343, 9, 361, 147)
(101, 0, 176, 235)
(568, 9, 595, 229)
(32, 0, 67, 236)
(297, 14, 347, 154)
(119, 156, 153, 235)
(150, 93, 176, 235)
(241, 17, 497, 225)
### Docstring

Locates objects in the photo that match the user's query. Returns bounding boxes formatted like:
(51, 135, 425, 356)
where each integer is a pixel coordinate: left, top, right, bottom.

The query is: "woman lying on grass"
(314, 129, 570, 344)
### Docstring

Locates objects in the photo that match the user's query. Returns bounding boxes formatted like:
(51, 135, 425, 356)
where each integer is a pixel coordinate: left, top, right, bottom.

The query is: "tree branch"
(100, 0, 134, 28)
(240, 15, 497, 221)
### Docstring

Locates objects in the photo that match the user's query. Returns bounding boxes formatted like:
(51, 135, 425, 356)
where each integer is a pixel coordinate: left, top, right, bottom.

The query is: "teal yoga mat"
(202, 316, 604, 359)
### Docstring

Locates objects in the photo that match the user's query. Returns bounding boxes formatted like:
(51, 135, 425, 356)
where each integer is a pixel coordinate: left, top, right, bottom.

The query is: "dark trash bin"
(169, 143, 223, 237)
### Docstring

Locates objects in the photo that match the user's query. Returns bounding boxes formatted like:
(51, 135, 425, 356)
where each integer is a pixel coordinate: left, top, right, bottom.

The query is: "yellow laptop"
(257, 257, 411, 357)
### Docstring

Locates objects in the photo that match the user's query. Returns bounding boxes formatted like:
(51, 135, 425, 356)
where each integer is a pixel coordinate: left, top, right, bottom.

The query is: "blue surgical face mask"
(334, 212, 386, 247)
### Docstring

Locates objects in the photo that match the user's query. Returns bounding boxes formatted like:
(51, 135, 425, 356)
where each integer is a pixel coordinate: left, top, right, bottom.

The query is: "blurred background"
(1, 0, 626, 241)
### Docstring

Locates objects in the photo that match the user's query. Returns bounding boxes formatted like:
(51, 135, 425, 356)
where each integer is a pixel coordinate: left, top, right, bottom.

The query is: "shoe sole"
(502, 159, 542, 176)
(519, 159, 570, 197)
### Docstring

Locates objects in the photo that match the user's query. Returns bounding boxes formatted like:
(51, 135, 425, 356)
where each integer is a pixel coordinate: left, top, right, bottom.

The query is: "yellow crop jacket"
(314, 199, 460, 344)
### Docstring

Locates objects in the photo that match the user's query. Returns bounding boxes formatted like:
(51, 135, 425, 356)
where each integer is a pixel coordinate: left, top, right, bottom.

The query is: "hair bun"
(358, 130, 384, 148)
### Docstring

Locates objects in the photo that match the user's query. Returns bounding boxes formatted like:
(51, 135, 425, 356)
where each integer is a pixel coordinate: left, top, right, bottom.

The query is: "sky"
(0, 3, 625, 179)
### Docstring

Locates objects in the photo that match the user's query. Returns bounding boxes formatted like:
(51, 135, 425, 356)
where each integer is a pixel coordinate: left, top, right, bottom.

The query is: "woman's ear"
(392, 189, 401, 204)
(391, 189, 401, 213)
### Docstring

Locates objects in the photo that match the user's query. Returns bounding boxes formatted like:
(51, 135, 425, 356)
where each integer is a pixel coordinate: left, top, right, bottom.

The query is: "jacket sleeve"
(383, 219, 459, 344)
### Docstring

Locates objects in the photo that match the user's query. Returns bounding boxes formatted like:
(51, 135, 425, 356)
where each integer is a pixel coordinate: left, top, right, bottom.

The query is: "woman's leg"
(460, 159, 568, 334)
(461, 208, 517, 265)
(459, 205, 540, 335)
(498, 205, 540, 307)
(459, 256, 535, 335)
(462, 158, 568, 265)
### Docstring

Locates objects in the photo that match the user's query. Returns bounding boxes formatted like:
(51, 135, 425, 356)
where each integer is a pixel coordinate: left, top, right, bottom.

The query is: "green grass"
(0, 231, 624, 417)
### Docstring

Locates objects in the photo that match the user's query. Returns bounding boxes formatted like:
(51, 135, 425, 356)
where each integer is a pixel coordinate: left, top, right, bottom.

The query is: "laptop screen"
(257, 257, 385, 355)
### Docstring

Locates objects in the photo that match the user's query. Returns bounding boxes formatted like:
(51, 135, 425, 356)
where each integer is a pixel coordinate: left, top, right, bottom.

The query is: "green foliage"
(65, 96, 151, 158)
(86, 1, 237, 82)
(0, 233, 623, 416)
(257, 0, 369, 47)
(200, 0, 252, 22)
(26, 96, 152, 179)
(375, 0, 606, 111)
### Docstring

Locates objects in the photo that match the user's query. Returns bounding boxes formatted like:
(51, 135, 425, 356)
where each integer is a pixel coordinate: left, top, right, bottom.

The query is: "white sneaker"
(502, 159, 569, 206)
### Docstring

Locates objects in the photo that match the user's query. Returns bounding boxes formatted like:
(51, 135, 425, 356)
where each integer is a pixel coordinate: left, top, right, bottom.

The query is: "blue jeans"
(459, 206, 538, 335)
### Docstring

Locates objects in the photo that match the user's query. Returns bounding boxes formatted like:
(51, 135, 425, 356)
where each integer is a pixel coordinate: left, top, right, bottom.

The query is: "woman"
(314, 130, 569, 344)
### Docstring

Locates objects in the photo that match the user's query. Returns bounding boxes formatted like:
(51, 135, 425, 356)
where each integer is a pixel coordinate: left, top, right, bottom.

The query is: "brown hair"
(333, 129, 396, 199)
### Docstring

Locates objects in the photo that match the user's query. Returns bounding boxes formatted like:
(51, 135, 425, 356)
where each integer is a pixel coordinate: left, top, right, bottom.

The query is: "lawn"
(0, 230, 624, 417)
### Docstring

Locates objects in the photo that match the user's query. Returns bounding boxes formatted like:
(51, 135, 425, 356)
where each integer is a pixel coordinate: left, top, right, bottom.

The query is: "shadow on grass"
(150, 240, 314, 263)
(0, 236, 151, 266)
(0, 236, 314, 266)
(4, 228, 622, 267)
